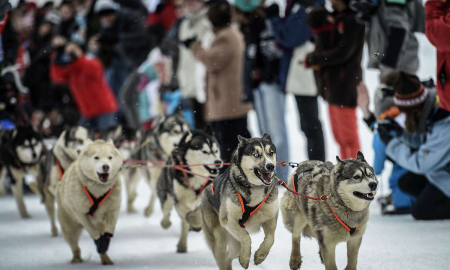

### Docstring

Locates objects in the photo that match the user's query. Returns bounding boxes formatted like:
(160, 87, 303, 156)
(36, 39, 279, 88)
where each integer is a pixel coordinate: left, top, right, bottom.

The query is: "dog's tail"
(186, 207, 202, 229)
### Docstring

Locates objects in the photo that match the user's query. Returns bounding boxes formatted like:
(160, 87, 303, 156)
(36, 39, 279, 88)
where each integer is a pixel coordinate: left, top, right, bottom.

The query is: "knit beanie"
(391, 71, 427, 108)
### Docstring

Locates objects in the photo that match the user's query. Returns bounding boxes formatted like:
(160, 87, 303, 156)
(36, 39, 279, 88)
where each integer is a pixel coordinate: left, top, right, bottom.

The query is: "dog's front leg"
(290, 213, 307, 270)
(10, 172, 30, 218)
(225, 222, 252, 269)
(319, 241, 338, 270)
(72, 211, 101, 240)
(174, 202, 193, 253)
(345, 236, 362, 270)
(254, 214, 278, 265)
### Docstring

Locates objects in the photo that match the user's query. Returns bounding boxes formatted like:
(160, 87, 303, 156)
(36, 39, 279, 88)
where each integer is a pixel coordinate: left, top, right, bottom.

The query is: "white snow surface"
(1, 34, 450, 270)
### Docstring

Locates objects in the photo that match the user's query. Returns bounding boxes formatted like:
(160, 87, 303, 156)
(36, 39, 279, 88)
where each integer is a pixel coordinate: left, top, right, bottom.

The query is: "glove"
(181, 36, 197, 48)
(377, 118, 403, 145)
(265, 4, 279, 18)
(0, 0, 11, 21)
(94, 233, 113, 254)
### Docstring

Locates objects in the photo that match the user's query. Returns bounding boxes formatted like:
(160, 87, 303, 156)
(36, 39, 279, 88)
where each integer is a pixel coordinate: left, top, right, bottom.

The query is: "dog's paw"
(71, 256, 83, 264)
(144, 206, 153, 217)
(289, 255, 302, 270)
(100, 254, 114, 265)
(51, 227, 58, 237)
(177, 243, 187, 253)
(344, 267, 356, 270)
(239, 255, 250, 269)
(254, 248, 269, 265)
(161, 219, 172, 229)
(127, 205, 137, 214)
(21, 213, 31, 219)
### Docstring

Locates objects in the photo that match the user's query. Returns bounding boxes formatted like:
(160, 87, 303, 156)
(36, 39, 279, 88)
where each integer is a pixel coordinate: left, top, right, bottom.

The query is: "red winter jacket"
(50, 56, 118, 118)
(426, 1, 450, 111)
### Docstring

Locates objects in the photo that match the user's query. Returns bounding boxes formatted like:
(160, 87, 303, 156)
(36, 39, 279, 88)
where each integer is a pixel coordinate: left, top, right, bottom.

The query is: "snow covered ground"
(1, 34, 450, 270)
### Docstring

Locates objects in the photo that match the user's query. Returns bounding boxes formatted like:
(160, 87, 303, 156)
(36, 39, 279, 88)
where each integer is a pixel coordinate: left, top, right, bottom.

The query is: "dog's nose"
(215, 160, 223, 168)
(102, 165, 110, 172)
(266, 163, 275, 172)
(77, 150, 81, 155)
(32, 153, 37, 159)
(369, 182, 378, 191)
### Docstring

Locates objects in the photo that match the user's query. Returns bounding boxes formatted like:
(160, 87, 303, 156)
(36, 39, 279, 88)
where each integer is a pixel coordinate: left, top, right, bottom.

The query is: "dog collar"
(236, 191, 271, 228)
(55, 158, 64, 180)
(81, 183, 114, 217)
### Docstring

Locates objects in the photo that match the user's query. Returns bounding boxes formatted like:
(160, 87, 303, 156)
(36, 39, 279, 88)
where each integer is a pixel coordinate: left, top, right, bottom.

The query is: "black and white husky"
(0, 124, 45, 218)
(136, 113, 190, 217)
(187, 134, 279, 269)
(157, 126, 222, 253)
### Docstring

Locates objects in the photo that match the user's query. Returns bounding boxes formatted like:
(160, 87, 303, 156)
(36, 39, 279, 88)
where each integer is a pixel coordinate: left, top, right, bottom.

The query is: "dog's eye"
(268, 151, 274, 156)
(353, 175, 361, 180)
(366, 172, 373, 177)
(254, 153, 259, 158)
(202, 151, 209, 154)
(78, 139, 84, 144)
(94, 156, 99, 160)
(108, 156, 113, 160)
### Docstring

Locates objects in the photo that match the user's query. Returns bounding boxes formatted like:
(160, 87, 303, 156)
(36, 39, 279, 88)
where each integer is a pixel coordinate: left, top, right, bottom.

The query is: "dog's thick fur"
(157, 127, 222, 253)
(281, 152, 378, 270)
(38, 126, 91, 236)
(100, 125, 141, 213)
(56, 140, 122, 265)
(138, 114, 190, 217)
(186, 134, 278, 270)
(0, 124, 44, 218)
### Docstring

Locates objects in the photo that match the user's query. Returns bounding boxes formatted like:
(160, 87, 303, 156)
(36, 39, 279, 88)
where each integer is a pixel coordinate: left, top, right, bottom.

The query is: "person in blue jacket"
(378, 71, 450, 220)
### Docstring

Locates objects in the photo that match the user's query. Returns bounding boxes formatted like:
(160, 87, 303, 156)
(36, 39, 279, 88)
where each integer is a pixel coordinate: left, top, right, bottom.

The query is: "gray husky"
(281, 152, 378, 270)
(187, 134, 278, 270)
(157, 127, 222, 253)
(137, 113, 190, 217)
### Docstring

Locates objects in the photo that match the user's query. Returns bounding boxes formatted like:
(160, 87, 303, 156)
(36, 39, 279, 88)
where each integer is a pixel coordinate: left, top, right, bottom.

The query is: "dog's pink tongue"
(261, 172, 272, 183)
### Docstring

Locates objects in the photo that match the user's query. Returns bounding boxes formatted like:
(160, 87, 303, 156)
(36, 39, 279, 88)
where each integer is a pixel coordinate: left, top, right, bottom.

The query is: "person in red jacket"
(426, 0, 450, 112)
(50, 42, 118, 130)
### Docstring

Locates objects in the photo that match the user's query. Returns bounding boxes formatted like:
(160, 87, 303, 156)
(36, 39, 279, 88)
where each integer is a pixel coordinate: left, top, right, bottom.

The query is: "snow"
(1, 34, 450, 269)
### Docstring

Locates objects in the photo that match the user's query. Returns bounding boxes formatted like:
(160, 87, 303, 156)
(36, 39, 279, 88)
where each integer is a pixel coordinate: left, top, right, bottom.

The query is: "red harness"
(81, 183, 114, 217)
(56, 158, 64, 180)
(286, 174, 359, 235)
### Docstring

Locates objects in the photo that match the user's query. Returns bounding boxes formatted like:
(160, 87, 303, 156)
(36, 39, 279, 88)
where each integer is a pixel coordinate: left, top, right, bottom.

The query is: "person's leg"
(119, 70, 141, 129)
(193, 99, 206, 130)
(96, 113, 118, 130)
(259, 83, 289, 180)
(398, 172, 428, 197)
(252, 87, 268, 134)
(328, 105, 345, 158)
(412, 182, 450, 220)
(295, 95, 325, 161)
(328, 105, 360, 159)
(389, 166, 414, 209)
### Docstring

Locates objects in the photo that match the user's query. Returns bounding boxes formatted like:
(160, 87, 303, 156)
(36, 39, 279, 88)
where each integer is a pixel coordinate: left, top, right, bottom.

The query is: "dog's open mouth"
(254, 169, 273, 185)
(97, 173, 109, 183)
(353, 191, 375, 201)
(204, 166, 219, 176)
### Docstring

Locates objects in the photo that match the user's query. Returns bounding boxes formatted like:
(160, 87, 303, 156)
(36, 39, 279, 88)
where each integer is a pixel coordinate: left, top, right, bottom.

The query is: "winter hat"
(43, 11, 61, 25)
(308, 6, 332, 32)
(94, 0, 119, 16)
(233, 0, 262, 12)
(391, 71, 427, 108)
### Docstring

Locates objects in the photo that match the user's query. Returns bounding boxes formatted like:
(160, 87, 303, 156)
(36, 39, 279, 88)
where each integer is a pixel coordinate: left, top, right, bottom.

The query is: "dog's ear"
(107, 139, 114, 145)
(356, 151, 366, 162)
(113, 125, 122, 140)
(184, 131, 193, 143)
(204, 125, 214, 136)
(86, 138, 93, 146)
(237, 135, 249, 147)
(262, 133, 272, 142)
(336, 156, 343, 163)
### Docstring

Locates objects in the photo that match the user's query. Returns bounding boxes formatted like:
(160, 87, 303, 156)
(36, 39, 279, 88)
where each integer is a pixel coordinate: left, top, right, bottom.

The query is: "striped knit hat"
(392, 71, 427, 108)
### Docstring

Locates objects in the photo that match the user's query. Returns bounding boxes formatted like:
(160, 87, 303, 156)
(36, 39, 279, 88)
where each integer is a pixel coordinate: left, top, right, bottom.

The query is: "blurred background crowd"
(0, 0, 449, 220)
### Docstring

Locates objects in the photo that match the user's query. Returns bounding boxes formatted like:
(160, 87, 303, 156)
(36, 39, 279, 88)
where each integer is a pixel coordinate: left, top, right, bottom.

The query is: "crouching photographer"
(377, 71, 450, 220)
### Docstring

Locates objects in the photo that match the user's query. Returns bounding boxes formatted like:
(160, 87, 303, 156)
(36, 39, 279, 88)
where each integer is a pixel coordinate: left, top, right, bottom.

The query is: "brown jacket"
(192, 26, 252, 122)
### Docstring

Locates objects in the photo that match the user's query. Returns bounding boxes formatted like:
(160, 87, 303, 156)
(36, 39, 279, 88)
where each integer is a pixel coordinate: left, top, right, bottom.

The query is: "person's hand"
(265, 3, 280, 18)
(51, 36, 68, 48)
(0, 0, 11, 21)
(377, 118, 403, 145)
(181, 36, 197, 48)
(65, 42, 83, 58)
(88, 35, 100, 53)
(357, 82, 372, 119)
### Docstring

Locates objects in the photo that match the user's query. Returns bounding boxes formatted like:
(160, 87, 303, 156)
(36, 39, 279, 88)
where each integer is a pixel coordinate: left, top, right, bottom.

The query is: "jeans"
(253, 83, 289, 180)
(80, 112, 117, 130)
